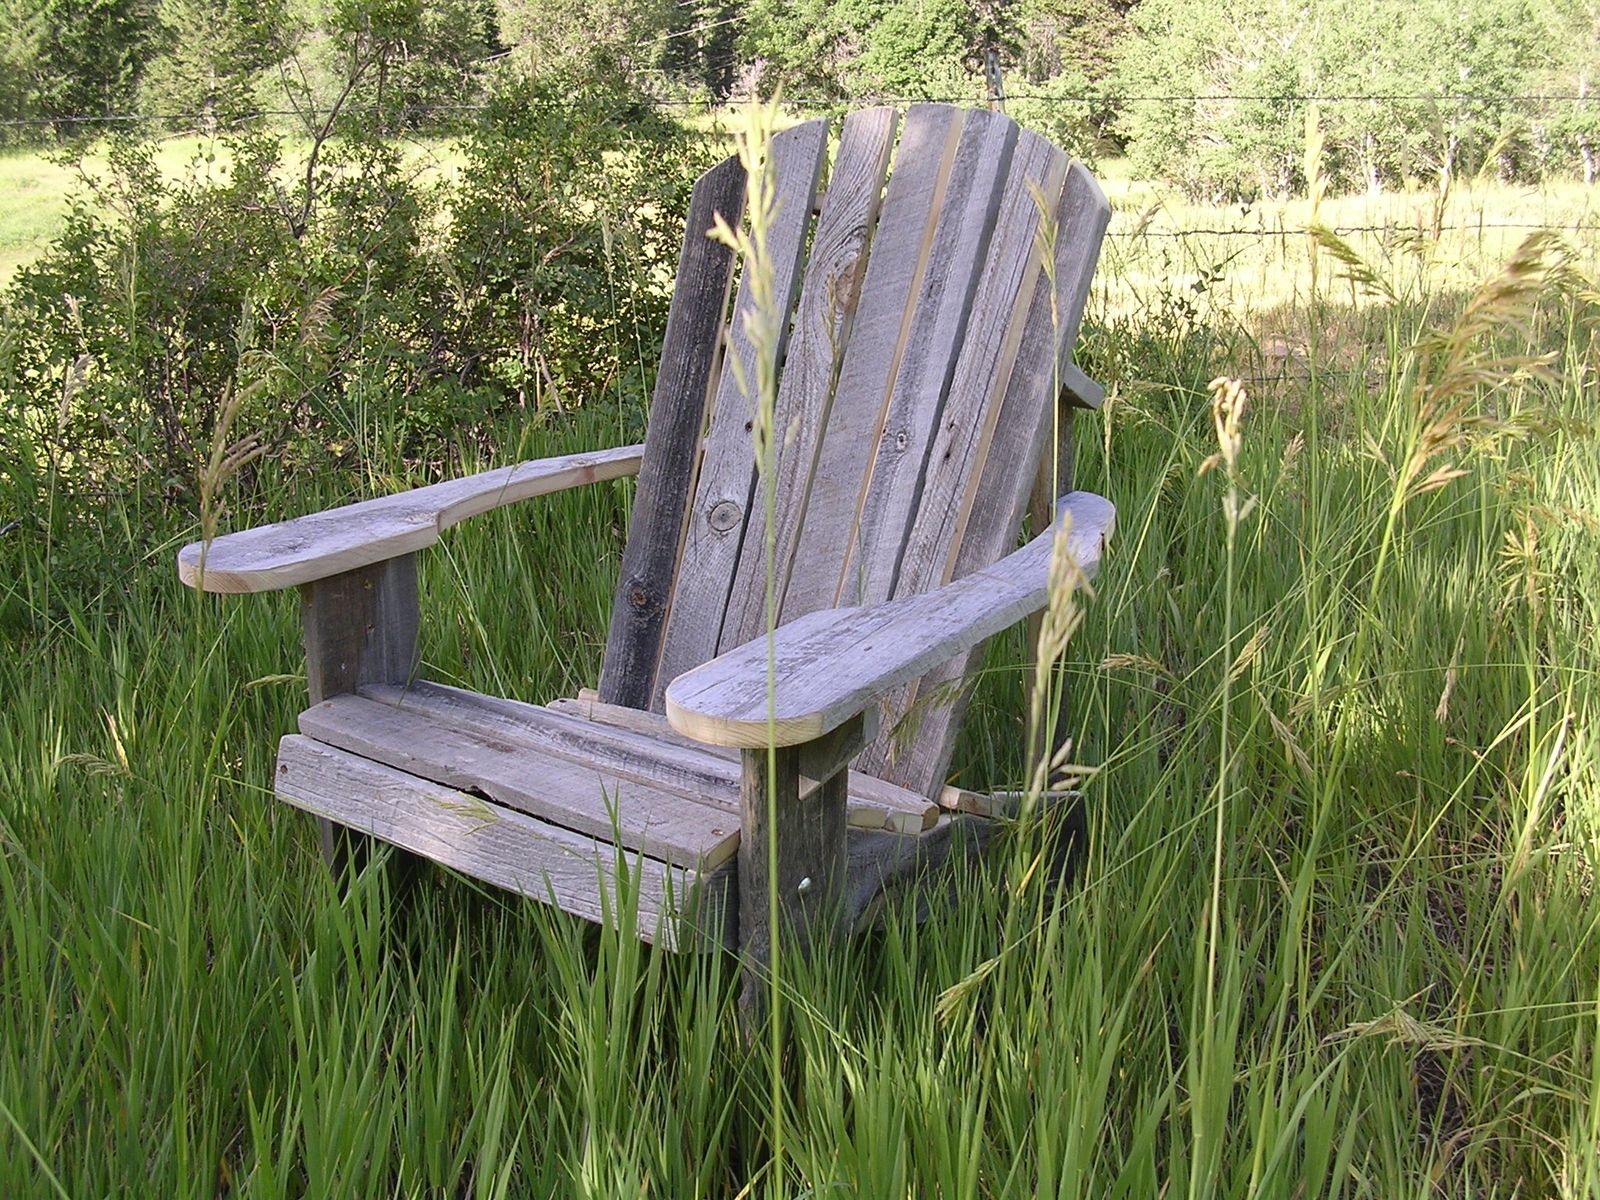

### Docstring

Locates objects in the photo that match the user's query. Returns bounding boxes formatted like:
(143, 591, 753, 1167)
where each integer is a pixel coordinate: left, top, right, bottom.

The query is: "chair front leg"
(300, 553, 421, 876)
(736, 710, 871, 1034)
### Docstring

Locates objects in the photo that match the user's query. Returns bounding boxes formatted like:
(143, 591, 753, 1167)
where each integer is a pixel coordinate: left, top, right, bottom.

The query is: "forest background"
(5, 0, 1600, 197)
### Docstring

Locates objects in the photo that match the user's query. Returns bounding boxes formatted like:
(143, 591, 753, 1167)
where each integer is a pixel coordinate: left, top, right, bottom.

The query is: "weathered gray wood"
(276, 736, 732, 950)
(299, 694, 741, 870)
(365, 679, 745, 808)
(653, 120, 830, 707)
(886, 132, 1068, 605)
(851, 131, 1066, 781)
(794, 711, 875, 788)
(545, 695, 937, 832)
(1062, 362, 1104, 410)
(842, 107, 1020, 609)
(302, 555, 420, 706)
(361, 683, 932, 832)
(864, 162, 1112, 792)
(938, 787, 1079, 819)
(301, 553, 422, 870)
(599, 154, 747, 709)
(719, 107, 900, 651)
(665, 493, 1114, 748)
(737, 735, 850, 1031)
(780, 103, 963, 623)
(180, 446, 642, 594)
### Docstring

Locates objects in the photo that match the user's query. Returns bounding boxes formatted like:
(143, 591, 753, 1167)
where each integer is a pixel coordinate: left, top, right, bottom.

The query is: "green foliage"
(0, 71, 706, 565)
(740, 0, 993, 101)
(138, 0, 290, 121)
(1113, 0, 1591, 199)
(441, 77, 711, 411)
(32, 0, 154, 124)
(494, 0, 676, 85)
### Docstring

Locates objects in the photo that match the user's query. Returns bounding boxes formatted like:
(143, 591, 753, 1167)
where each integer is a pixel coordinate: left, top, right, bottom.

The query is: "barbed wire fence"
(4, 90, 1599, 259)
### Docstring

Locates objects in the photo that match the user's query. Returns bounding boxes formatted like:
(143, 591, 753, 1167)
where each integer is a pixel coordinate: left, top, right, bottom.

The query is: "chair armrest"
(178, 444, 643, 594)
(664, 491, 1114, 748)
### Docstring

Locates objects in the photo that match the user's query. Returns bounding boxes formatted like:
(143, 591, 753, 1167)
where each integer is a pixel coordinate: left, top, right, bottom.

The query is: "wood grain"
(719, 107, 899, 652)
(547, 695, 936, 832)
(653, 120, 829, 707)
(868, 161, 1112, 792)
(179, 446, 642, 594)
(780, 103, 963, 623)
(841, 107, 1019, 609)
(664, 493, 1114, 748)
(276, 736, 732, 950)
(599, 153, 746, 709)
(737, 735, 849, 1030)
(302, 556, 420, 706)
(301, 553, 421, 870)
(361, 682, 935, 834)
(299, 694, 742, 870)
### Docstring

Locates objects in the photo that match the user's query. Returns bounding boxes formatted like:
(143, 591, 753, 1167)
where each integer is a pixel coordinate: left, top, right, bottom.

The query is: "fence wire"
(5, 89, 1600, 131)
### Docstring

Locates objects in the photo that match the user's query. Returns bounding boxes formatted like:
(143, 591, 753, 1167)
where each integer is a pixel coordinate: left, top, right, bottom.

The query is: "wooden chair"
(178, 104, 1115, 980)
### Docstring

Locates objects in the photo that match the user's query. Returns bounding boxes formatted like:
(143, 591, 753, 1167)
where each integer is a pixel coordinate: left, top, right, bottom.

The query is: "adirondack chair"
(178, 104, 1115, 977)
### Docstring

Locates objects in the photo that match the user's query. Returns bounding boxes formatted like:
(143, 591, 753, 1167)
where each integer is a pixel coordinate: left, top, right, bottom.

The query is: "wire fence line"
(1107, 222, 1600, 241)
(7, 89, 1600, 130)
(7, 92, 1599, 259)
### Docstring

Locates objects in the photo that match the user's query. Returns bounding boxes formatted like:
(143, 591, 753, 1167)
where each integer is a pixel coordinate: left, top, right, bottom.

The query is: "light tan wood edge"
(177, 444, 644, 594)
(664, 491, 1114, 749)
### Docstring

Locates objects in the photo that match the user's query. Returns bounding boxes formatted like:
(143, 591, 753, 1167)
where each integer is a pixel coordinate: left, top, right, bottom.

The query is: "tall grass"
(0, 174, 1597, 1197)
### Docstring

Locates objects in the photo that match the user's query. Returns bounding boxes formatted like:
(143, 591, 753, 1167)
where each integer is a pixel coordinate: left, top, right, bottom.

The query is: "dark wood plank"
(300, 554, 420, 869)
(737, 732, 853, 1033)
(653, 120, 830, 707)
(719, 106, 900, 652)
(301, 554, 420, 704)
(599, 153, 747, 711)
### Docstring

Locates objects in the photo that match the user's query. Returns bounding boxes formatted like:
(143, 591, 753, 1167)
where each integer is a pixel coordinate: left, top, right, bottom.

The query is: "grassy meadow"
(1, 123, 1599, 1198)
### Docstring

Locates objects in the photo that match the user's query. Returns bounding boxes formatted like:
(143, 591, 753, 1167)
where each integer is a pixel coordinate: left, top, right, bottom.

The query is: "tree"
(740, 0, 994, 101)
(33, 0, 155, 125)
(139, 0, 288, 122)
(0, 0, 46, 140)
(494, 0, 675, 84)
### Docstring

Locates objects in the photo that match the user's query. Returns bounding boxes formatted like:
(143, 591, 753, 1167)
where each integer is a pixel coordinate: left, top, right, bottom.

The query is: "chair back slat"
(778, 103, 963, 623)
(598, 154, 746, 709)
(718, 106, 901, 654)
(859, 160, 1111, 792)
(831, 107, 1018, 611)
(651, 119, 829, 706)
(609, 107, 1109, 800)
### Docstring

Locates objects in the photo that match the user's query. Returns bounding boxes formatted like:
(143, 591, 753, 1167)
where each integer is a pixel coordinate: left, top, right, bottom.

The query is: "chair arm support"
(665, 491, 1115, 748)
(177, 444, 644, 594)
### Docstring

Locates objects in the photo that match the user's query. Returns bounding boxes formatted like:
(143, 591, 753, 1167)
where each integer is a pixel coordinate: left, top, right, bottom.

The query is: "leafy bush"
(0, 74, 709, 562)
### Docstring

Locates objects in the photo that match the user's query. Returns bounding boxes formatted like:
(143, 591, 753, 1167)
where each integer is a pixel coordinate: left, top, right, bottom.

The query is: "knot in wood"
(894, 428, 909, 452)
(629, 585, 650, 610)
(707, 499, 742, 533)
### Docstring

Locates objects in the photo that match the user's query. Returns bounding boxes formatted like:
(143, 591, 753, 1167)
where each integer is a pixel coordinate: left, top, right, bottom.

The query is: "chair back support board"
(598, 105, 1109, 798)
